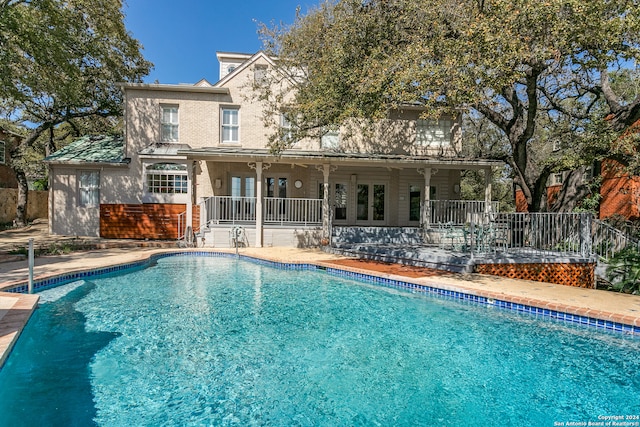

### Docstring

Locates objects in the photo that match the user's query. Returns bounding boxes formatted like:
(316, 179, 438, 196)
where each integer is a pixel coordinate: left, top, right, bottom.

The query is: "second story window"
(551, 173, 564, 186)
(321, 128, 340, 150)
(416, 119, 452, 147)
(161, 106, 179, 142)
(280, 113, 293, 143)
(222, 108, 239, 143)
(0, 140, 5, 164)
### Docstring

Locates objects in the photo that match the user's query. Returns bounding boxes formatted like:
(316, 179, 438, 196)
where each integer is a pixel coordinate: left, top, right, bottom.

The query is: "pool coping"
(1, 249, 640, 369)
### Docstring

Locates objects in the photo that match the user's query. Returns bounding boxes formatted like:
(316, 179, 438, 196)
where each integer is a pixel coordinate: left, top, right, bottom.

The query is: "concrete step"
(332, 227, 423, 245)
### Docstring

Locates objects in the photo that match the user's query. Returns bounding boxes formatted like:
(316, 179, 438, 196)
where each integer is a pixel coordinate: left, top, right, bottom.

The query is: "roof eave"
(45, 159, 131, 167)
(177, 148, 502, 169)
(119, 82, 230, 95)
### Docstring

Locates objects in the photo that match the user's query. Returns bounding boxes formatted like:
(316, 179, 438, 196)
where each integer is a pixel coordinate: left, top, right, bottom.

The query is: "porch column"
(186, 161, 194, 235)
(418, 167, 432, 229)
(322, 164, 331, 242)
(316, 163, 335, 243)
(255, 161, 264, 248)
(484, 167, 492, 214)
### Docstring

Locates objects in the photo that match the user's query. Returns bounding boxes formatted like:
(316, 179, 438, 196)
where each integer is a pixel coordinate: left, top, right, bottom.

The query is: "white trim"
(120, 82, 229, 94)
(78, 170, 100, 208)
(221, 106, 240, 144)
(161, 105, 179, 142)
(214, 51, 278, 88)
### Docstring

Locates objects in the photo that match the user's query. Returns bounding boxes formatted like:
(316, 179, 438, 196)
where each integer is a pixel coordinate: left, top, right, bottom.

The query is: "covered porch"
(177, 147, 502, 248)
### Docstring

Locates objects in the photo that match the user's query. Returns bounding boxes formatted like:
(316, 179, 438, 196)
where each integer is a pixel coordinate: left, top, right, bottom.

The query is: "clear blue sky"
(123, 0, 314, 85)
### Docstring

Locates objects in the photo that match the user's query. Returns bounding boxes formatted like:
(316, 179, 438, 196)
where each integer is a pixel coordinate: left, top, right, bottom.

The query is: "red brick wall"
(515, 189, 528, 212)
(599, 159, 640, 220)
(475, 262, 595, 288)
(515, 186, 562, 213)
(100, 204, 200, 240)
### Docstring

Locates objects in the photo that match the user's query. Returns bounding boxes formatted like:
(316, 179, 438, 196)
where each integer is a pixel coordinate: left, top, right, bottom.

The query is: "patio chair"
(439, 222, 466, 251)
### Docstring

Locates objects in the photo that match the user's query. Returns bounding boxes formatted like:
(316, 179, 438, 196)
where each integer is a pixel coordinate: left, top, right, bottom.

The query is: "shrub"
(606, 246, 640, 294)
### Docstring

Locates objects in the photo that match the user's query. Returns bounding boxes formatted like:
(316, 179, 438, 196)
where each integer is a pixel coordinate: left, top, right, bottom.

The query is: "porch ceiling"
(178, 147, 502, 170)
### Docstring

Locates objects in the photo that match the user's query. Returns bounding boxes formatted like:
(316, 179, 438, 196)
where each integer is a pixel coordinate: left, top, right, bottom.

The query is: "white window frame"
(280, 113, 293, 143)
(161, 105, 179, 142)
(321, 128, 340, 150)
(221, 107, 240, 144)
(552, 173, 564, 186)
(416, 119, 452, 147)
(78, 170, 100, 207)
(0, 140, 5, 164)
(145, 163, 188, 194)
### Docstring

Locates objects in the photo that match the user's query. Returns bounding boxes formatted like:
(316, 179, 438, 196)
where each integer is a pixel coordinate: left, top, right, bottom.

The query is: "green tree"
(0, 0, 151, 225)
(257, 0, 640, 212)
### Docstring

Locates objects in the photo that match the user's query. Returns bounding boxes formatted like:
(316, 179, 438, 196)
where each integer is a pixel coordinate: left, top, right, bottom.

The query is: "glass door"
(356, 182, 386, 225)
(230, 175, 256, 221)
(265, 177, 288, 220)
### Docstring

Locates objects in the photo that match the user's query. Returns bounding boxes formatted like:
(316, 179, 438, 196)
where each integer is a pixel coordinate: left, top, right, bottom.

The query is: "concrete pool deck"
(1, 241, 640, 368)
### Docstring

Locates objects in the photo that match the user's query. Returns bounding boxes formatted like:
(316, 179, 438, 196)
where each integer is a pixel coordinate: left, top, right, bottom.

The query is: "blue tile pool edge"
(2, 251, 639, 336)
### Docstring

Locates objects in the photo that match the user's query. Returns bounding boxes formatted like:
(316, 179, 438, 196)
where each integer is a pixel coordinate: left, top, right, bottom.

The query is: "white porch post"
(321, 164, 331, 242)
(315, 164, 335, 244)
(255, 161, 263, 248)
(484, 167, 492, 214)
(186, 161, 194, 232)
(418, 167, 432, 229)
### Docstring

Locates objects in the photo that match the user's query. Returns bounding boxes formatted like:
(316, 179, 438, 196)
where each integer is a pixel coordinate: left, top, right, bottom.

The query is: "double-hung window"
(221, 108, 239, 143)
(79, 170, 100, 207)
(280, 113, 293, 143)
(161, 106, 179, 142)
(416, 119, 452, 147)
(0, 140, 5, 164)
(321, 128, 340, 150)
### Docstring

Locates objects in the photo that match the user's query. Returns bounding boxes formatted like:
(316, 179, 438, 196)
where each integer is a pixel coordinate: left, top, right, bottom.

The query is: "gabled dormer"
(216, 52, 253, 80)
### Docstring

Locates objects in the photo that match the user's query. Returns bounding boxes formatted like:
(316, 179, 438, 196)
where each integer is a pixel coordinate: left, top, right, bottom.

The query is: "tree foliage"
(606, 246, 640, 294)
(258, 0, 640, 212)
(0, 0, 152, 225)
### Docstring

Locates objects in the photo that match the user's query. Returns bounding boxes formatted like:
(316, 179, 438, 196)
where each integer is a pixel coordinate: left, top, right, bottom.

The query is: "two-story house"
(45, 51, 500, 247)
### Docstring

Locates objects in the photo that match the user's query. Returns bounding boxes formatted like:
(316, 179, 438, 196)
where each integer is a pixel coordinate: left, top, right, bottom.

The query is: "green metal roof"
(44, 135, 128, 164)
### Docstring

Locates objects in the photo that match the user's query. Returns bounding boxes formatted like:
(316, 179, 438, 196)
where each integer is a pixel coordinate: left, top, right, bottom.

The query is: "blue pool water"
(1, 256, 639, 426)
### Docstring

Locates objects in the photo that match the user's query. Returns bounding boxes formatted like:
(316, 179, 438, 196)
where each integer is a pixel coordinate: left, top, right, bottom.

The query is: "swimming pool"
(0, 255, 639, 425)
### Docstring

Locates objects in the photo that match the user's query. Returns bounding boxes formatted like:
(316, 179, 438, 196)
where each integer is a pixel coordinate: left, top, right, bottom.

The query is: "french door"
(356, 182, 386, 225)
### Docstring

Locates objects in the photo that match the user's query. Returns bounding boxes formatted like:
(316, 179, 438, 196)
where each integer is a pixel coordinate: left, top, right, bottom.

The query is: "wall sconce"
(453, 183, 460, 194)
(294, 179, 303, 189)
(215, 179, 222, 189)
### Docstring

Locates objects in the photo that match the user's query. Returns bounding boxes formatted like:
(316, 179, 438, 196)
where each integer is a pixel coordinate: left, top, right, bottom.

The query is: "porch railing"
(264, 197, 322, 225)
(200, 196, 322, 226)
(424, 200, 500, 225)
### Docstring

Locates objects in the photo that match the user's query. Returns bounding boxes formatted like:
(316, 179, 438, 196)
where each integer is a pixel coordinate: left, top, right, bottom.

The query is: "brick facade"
(599, 158, 640, 220)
